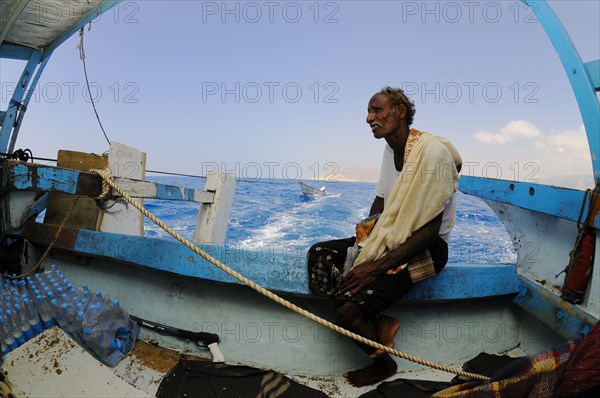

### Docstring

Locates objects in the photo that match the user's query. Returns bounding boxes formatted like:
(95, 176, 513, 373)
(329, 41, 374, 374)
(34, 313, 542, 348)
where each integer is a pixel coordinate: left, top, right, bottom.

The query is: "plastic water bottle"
(22, 297, 42, 335)
(2, 272, 137, 364)
(82, 303, 110, 358)
(65, 283, 77, 302)
(33, 274, 49, 293)
(80, 284, 91, 307)
(3, 310, 23, 347)
(55, 302, 73, 329)
(110, 299, 136, 353)
(0, 316, 18, 353)
(82, 303, 102, 330)
(98, 328, 123, 362)
(83, 301, 119, 346)
(44, 265, 71, 292)
(35, 294, 56, 329)
(87, 291, 105, 309)
(13, 303, 33, 341)
(16, 279, 28, 298)
(49, 297, 59, 311)
(83, 325, 113, 360)
(82, 326, 99, 349)
(0, 294, 7, 313)
(10, 291, 22, 308)
(69, 310, 86, 345)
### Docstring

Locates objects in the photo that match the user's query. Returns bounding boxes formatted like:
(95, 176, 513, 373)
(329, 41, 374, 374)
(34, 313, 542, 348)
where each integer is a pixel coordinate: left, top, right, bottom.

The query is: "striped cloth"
(386, 249, 435, 283)
(432, 341, 576, 398)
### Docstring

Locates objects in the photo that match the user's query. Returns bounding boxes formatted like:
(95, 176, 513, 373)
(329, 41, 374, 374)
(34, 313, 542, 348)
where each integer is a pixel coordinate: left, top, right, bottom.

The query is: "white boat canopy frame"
(0, 0, 118, 54)
(0, 0, 122, 154)
(525, 1, 600, 186)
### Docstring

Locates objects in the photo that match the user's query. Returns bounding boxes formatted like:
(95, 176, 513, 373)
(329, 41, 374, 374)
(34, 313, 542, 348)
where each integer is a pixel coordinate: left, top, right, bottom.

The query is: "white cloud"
(539, 125, 589, 155)
(466, 122, 593, 183)
(473, 120, 541, 144)
(502, 120, 542, 138)
(473, 130, 510, 144)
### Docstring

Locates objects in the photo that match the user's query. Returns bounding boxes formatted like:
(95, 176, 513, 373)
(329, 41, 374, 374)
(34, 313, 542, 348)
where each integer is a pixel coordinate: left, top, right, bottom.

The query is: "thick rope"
(96, 172, 111, 200)
(90, 168, 490, 381)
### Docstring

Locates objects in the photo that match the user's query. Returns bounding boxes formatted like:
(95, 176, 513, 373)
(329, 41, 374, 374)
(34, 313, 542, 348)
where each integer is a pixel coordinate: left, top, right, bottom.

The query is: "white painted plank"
(113, 177, 215, 203)
(4, 327, 150, 398)
(194, 171, 236, 245)
(99, 142, 146, 236)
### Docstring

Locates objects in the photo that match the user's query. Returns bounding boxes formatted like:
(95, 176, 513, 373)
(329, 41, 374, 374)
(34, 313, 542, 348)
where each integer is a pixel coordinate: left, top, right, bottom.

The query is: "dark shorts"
(331, 268, 414, 316)
(308, 236, 448, 316)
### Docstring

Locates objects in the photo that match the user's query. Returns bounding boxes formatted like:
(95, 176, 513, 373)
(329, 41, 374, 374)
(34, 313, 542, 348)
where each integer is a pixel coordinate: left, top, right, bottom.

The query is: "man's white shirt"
(375, 143, 456, 243)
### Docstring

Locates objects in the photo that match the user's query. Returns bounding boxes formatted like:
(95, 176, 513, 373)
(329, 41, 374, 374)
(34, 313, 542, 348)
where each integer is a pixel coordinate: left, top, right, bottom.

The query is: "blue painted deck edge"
(71, 228, 519, 300)
(459, 176, 598, 227)
(5, 161, 204, 202)
(405, 264, 518, 300)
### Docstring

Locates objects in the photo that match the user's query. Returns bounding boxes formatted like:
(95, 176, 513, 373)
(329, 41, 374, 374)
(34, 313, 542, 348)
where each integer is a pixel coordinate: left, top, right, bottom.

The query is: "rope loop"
(90, 168, 113, 201)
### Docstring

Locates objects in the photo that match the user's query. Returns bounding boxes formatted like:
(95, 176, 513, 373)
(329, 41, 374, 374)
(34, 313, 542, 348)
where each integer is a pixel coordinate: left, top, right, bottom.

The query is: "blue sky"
(1, 0, 599, 184)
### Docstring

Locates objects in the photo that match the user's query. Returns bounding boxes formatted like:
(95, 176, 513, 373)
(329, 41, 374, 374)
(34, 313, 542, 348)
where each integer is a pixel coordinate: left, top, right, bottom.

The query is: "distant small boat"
(298, 180, 326, 196)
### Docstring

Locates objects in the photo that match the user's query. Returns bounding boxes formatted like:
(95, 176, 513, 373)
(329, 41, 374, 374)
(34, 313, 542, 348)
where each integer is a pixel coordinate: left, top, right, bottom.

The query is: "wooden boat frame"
(0, 0, 598, 383)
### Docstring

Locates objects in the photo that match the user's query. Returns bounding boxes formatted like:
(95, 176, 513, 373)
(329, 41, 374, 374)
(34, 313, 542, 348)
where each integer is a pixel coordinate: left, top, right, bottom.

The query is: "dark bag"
(157, 360, 328, 398)
(0, 234, 40, 276)
(307, 237, 355, 296)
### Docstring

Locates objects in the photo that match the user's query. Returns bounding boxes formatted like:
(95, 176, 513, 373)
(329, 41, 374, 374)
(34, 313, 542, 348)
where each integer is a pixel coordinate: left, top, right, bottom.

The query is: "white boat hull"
(52, 255, 563, 377)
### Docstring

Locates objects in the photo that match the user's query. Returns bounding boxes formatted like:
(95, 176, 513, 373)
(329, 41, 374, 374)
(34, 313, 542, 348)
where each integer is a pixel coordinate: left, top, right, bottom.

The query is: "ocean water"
(144, 177, 516, 264)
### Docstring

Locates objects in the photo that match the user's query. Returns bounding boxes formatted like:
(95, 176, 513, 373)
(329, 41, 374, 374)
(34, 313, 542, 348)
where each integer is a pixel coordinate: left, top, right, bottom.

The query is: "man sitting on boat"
(308, 87, 462, 387)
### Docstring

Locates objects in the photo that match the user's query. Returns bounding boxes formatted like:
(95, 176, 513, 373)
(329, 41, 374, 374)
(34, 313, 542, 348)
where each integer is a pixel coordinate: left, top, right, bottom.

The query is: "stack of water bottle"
(1, 265, 139, 366)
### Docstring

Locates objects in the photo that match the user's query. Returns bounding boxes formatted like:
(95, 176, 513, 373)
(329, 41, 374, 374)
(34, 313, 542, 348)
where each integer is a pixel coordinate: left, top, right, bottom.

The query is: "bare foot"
(370, 315, 401, 359)
(344, 354, 398, 387)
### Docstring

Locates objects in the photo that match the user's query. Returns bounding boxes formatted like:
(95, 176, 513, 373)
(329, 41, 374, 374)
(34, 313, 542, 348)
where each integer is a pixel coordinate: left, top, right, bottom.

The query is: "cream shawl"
(353, 133, 462, 268)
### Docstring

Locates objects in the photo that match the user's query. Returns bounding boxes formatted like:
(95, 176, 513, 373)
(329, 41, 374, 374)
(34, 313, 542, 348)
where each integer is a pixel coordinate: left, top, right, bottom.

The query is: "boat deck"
(3, 325, 529, 398)
(4, 327, 164, 397)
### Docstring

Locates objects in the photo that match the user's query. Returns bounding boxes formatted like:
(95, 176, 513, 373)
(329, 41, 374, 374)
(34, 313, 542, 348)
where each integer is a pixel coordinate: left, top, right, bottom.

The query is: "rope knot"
(90, 168, 113, 201)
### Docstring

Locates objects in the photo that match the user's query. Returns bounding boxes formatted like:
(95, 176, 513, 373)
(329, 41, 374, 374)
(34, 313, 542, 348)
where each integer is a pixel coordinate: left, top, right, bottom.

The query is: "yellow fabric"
(353, 133, 461, 268)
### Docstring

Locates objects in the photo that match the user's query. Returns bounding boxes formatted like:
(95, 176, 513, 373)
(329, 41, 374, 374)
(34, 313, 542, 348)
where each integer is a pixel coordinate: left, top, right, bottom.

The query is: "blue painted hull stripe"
(69, 227, 519, 300)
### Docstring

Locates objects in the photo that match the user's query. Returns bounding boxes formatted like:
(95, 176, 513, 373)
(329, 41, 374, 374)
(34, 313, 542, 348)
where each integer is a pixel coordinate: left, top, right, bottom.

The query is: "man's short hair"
(380, 87, 416, 126)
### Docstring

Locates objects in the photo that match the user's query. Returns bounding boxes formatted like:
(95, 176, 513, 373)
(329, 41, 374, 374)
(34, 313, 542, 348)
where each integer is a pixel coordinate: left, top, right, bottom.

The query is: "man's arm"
(369, 196, 384, 216)
(340, 212, 443, 297)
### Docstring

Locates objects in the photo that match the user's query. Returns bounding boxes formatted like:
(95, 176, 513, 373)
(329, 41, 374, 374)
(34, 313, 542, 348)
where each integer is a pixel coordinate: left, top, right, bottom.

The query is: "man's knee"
(334, 301, 366, 330)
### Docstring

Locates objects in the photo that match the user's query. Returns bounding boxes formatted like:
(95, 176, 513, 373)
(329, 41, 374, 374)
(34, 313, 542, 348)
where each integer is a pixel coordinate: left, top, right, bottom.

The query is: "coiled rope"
(90, 168, 489, 381)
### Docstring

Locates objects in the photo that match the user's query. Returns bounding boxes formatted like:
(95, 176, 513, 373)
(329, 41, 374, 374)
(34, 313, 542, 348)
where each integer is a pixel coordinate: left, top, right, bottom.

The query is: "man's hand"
(339, 212, 444, 298)
(339, 262, 385, 298)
